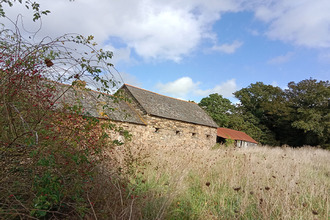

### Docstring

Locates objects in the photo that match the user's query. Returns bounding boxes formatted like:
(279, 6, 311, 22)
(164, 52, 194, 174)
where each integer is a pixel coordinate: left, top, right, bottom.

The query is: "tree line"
(199, 79, 329, 149)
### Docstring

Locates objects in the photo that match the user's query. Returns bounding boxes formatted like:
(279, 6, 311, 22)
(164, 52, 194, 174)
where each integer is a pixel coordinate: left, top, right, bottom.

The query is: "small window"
(206, 134, 211, 139)
(155, 128, 160, 133)
(192, 132, 197, 137)
(176, 131, 180, 135)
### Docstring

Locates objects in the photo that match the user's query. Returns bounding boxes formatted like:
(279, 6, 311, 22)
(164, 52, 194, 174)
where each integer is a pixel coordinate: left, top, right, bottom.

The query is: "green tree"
(286, 79, 330, 148)
(198, 93, 262, 143)
(234, 82, 289, 145)
(226, 110, 265, 144)
(233, 80, 329, 148)
(199, 93, 234, 127)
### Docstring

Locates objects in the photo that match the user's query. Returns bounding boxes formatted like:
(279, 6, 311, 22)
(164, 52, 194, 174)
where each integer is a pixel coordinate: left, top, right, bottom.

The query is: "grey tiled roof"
(123, 84, 218, 128)
(53, 83, 145, 125)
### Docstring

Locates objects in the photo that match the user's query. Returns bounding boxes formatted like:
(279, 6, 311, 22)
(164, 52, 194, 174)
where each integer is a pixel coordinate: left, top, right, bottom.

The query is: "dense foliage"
(199, 79, 329, 148)
(198, 93, 234, 127)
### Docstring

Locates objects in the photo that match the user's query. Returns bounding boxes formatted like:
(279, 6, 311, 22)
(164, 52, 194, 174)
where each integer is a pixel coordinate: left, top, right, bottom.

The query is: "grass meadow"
(119, 144, 330, 219)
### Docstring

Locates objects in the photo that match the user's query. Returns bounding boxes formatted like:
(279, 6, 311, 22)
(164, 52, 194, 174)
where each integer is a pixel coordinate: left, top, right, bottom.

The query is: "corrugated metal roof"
(123, 84, 218, 128)
(217, 127, 258, 144)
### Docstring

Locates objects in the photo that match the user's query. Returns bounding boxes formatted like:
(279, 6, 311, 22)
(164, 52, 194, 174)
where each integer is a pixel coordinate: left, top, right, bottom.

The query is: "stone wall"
(143, 115, 216, 149)
(106, 86, 217, 150)
(106, 115, 216, 150)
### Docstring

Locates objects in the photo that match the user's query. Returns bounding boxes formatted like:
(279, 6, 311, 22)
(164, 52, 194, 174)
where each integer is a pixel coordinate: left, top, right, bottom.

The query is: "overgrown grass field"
(125, 145, 329, 219)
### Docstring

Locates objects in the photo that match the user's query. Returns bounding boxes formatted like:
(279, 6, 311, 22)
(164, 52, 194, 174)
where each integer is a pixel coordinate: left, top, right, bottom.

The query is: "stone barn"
(116, 84, 218, 148)
(217, 127, 258, 147)
(55, 83, 218, 149)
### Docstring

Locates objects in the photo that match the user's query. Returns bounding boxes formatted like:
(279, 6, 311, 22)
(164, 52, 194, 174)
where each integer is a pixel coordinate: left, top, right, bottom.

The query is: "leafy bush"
(225, 138, 235, 147)
(0, 6, 134, 218)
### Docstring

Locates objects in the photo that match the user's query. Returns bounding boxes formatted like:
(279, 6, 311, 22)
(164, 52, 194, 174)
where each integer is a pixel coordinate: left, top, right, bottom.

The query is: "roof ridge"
(124, 84, 199, 105)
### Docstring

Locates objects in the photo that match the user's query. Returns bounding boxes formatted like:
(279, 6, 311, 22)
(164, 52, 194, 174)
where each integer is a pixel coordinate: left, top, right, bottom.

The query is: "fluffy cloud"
(156, 77, 237, 99)
(118, 72, 142, 87)
(3, 0, 329, 63)
(211, 40, 243, 54)
(271, 81, 279, 87)
(3, 0, 241, 62)
(156, 77, 200, 98)
(267, 52, 294, 64)
(195, 79, 238, 97)
(252, 0, 330, 48)
(102, 45, 132, 65)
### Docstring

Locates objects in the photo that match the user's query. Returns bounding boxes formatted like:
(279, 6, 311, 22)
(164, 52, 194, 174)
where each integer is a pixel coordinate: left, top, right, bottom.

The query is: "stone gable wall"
(119, 86, 147, 117)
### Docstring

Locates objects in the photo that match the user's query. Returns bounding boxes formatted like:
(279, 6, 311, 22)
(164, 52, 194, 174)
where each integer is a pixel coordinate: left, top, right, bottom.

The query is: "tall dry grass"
(125, 144, 329, 219)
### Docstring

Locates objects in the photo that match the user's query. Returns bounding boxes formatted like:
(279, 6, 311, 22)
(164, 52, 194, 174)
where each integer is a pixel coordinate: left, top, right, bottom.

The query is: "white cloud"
(267, 52, 294, 64)
(156, 77, 200, 98)
(102, 45, 132, 65)
(3, 0, 242, 62)
(118, 72, 142, 87)
(84, 70, 141, 93)
(195, 79, 238, 97)
(251, 0, 330, 49)
(271, 81, 278, 87)
(156, 77, 237, 99)
(211, 40, 243, 54)
(4, 0, 329, 63)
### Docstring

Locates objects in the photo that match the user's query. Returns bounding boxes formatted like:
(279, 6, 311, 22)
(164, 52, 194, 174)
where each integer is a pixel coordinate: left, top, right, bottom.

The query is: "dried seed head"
(206, 182, 210, 187)
(233, 187, 241, 191)
(312, 210, 318, 215)
(44, 59, 54, 67)
(265, 187, 270, 191)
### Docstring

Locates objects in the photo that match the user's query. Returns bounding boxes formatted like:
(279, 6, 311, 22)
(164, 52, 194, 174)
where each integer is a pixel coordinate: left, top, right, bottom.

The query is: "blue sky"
(5, 0, 330, 102)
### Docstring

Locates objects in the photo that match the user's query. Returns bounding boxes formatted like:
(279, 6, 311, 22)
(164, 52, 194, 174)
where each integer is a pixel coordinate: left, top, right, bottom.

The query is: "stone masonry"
(113, 84, 218, 149)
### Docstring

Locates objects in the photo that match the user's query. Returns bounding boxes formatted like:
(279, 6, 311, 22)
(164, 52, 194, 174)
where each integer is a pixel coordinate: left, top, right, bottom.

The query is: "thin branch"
(87, 192, 97, 220)
(9, 103, 38, 145)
